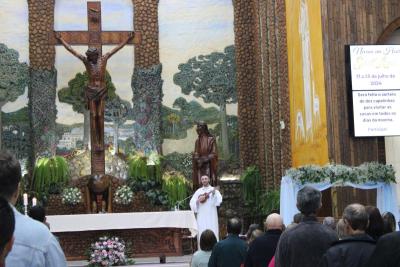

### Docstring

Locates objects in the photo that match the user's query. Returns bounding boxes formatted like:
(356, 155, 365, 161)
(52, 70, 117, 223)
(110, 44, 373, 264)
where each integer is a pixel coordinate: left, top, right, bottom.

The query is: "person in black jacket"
(321, 203, 375, 267)
(366, 231, 400, 267)
(244, 213, 283, 267)
(208, 217, 247, 267)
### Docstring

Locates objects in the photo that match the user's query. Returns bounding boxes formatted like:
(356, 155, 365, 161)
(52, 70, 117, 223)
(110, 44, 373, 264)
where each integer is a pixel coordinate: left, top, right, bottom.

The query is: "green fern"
(240, 166, 263, 210)
(127, 154, 149, 180)
(31, 156, 70, 194)
(162, 172, 189, 208)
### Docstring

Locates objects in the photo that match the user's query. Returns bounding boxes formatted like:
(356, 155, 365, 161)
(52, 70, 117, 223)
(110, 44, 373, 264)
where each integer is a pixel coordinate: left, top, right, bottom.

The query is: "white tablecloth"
(47, 210, 198, 237)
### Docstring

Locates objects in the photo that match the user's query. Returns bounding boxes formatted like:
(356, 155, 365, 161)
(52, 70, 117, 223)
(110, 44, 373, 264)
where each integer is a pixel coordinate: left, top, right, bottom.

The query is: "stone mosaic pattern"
(132, 0, 160, 68)
(131, 64, 163, 153)
(28, 0, 57, 163)
(28, 69, 57, 159)
(28, 0, 55, 71)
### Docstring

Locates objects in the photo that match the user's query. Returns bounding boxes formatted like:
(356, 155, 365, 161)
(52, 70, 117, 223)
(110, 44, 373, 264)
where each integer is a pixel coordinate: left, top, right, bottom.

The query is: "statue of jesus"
(55, 32, 134, 152)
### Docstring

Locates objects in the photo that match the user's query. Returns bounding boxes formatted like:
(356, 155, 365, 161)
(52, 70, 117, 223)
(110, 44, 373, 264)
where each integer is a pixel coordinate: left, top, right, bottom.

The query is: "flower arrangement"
(61, 187, 82, 205)
(114, 185, 134, 205)
(88, 236, 131, 267)
(285, 162, 396, 185)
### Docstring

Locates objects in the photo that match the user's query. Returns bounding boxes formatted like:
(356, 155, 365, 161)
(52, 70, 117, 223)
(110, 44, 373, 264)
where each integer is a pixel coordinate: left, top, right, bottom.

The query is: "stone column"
(233, 0, 291, 188)
(27, 0, 57, 163)
(131, 0, 163, 154)
(232, 0, 262, 172)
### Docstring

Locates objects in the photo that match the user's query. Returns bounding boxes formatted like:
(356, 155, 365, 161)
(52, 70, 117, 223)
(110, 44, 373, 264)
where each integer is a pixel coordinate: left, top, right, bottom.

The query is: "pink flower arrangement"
(88, 236, 130, 266)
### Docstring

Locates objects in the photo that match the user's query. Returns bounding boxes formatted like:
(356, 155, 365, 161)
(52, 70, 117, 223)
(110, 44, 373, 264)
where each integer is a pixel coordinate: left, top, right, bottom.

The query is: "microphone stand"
(174, 194, 194, 211)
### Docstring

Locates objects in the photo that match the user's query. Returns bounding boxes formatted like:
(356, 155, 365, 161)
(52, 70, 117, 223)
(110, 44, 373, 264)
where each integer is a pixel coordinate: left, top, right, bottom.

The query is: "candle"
(32, 197, 37, 207)
(23, 193, 28, 206)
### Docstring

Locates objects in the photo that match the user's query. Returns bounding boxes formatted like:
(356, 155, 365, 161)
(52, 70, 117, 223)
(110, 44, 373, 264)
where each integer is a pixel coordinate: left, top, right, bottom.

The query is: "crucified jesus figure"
(55, 32, 134, 152)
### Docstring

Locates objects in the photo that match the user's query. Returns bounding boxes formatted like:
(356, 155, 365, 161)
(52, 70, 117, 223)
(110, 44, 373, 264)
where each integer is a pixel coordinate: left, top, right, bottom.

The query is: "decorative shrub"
(61, 187, 82, 205)
(127, 152, 162, 182)
(31, 156, 70, 194)
(88, 236, 133, 267)
(145, 189, 169, 206)
(259, 189, 280, 215)
(127, 153, 148, 180)
(162, 171, 189, 208)
(114, 185, 134, 205)
(240, 166, 263, 211)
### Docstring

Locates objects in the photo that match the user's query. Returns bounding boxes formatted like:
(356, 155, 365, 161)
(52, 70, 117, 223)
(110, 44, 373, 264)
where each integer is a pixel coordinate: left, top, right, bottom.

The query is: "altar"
(47, 211, 198, 260)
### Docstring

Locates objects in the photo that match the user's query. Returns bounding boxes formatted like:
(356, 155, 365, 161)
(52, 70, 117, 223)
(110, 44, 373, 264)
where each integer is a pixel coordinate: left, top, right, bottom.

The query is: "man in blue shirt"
(0, 151, 67, 267)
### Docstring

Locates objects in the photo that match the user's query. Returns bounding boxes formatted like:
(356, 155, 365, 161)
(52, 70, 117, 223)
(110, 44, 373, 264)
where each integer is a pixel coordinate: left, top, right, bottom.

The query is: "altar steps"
(67, 255, 191, 267)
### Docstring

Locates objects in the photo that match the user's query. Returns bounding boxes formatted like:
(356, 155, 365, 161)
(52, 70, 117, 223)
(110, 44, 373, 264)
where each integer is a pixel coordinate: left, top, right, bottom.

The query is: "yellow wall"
(286, 0, 329, 167)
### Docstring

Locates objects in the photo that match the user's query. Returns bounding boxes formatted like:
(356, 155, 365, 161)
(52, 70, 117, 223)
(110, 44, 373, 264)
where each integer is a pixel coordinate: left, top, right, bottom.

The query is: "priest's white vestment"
(189, 185, 222, 241)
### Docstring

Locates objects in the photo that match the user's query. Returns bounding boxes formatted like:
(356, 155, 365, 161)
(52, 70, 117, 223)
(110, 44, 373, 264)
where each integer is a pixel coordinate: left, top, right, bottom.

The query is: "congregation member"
(323, 217, 336, 231)
(274, 186, 337, 267)
(286, 212, 303, 229)
(191, 229, 217, 267)
(190, 175, 222, 242)
(365, 206, 384, 241)
(208, 217, 247, 267)
(320, 204, 376, 267)
(381, 211, 396, 234)
(366, 230, 400, 267)
(244, 224, 260, 243)
(0, 151, 66, 267)
(28, 205, 50, 229)
(247, 229, 263, 244)
(336, 219, 347, 240)
(0, 197, 15, 267)
(244, 213, 284, 267)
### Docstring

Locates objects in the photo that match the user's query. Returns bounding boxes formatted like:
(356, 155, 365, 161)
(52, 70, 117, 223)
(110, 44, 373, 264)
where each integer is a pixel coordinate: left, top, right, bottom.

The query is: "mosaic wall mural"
(0, 0, 237, 176)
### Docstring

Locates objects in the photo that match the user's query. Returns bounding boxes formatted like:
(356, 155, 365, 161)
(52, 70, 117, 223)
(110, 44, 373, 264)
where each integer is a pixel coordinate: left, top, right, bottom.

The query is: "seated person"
(28, 206, 50, 229)
(0, 196, 15, 267)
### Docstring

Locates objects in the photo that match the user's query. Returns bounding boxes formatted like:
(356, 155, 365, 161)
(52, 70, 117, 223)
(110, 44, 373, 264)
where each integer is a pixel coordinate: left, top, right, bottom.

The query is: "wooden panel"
(320, 0, 400, 165)
(316, 188, 333, 217)
(334, 187, 377, 217)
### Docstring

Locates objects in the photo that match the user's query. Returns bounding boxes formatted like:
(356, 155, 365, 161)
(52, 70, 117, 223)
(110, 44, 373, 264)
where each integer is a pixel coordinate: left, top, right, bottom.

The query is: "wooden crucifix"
(51, 1, 141, 176)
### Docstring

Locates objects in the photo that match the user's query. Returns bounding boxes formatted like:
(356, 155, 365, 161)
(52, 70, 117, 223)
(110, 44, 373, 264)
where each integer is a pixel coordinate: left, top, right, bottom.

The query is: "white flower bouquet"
(88, 236, 130, 266)
(61, 187, 82, 205)
(114, 185, 134, 205)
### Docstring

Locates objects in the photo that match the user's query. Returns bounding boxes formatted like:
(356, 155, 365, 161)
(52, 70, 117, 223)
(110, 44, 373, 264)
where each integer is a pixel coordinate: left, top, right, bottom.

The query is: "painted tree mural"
(0, 43, 28, 150)
(105, 95, 131, 152)
(161, 97, 220, 139)
(58, 71, 116, 146)
(173, 45, 236, 158)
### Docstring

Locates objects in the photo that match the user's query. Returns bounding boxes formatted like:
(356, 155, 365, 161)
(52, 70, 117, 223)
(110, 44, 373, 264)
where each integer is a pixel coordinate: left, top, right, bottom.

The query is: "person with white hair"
(244, 213, 284, 267)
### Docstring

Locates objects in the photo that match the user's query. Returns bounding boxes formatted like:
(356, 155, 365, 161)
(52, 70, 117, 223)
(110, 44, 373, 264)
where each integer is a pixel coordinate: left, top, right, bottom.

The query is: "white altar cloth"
(47, 210, 198, 237)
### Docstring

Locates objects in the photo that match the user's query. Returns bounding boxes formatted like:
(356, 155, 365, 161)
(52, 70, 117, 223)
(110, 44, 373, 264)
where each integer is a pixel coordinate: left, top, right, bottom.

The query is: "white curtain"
(280, 176, 399, 229)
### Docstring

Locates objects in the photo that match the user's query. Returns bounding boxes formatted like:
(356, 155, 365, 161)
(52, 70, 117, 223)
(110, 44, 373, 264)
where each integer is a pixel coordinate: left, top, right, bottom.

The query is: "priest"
(190, 175, 223, 243)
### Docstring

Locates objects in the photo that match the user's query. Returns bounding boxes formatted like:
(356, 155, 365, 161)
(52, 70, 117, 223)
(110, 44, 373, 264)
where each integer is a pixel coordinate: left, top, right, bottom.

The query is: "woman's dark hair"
(28, 206, 46, 223)
(199, 229, 217, 251)
(0, 196, 15, 255)
(365, 206, 384, 240)
(382, 211, 396, 234)
(245, 224, 260, 240)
